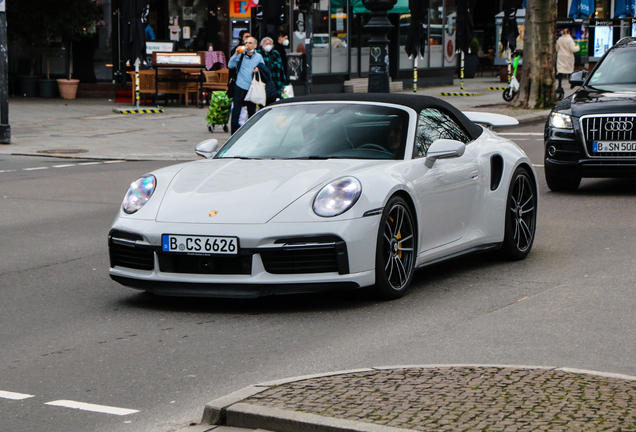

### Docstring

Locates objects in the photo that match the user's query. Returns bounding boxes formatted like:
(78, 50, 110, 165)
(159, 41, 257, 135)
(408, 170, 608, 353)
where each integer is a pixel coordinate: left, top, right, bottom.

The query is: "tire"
(503, 87, 515, 102)
(208, 125, 213, 133)
(555, 88, 564, 101)
(500, 167, 537, 260)
(373, 196, 417, 299)
(223, 125, 229, 133)
(545, 170, 581, 192)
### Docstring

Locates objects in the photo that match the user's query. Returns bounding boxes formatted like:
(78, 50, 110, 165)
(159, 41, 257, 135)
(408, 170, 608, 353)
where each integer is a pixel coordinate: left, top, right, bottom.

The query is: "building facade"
(8, 0, 636, 93)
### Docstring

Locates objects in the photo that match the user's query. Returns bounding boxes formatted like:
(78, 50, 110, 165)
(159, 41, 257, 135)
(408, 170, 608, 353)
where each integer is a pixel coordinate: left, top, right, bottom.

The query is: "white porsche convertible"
(109, 94, 537, 299)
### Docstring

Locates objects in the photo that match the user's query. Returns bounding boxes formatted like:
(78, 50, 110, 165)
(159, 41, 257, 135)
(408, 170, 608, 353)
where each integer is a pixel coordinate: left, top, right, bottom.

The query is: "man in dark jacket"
(273, 31, 289, 76)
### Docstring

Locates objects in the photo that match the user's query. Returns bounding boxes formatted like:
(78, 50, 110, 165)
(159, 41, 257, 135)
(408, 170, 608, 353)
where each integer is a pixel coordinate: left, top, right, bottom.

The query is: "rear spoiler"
(464, 112, 519, 128)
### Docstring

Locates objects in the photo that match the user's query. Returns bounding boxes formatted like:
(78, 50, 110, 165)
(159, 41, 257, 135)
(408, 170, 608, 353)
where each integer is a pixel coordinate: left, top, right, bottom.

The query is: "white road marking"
(45, 400, 139, 416)
(498, 132, 543, 136)
(0, 390, 35, 400)
(1, 161, 128, 173)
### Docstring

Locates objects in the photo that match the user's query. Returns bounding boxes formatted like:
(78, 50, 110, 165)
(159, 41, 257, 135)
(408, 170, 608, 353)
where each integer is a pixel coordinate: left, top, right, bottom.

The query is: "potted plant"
(52, 0, 102, 99)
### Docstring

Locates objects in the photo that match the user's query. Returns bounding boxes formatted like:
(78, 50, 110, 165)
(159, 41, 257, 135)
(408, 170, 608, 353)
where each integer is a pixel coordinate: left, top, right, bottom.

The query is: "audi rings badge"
(604, 121, 634, 132)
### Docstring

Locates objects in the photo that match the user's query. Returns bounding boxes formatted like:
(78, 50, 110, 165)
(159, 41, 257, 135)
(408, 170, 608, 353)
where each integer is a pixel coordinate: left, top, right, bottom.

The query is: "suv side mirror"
(569, 70, 587, 87)
(195, 139, 219, 158)
(425, 139, 466, 168)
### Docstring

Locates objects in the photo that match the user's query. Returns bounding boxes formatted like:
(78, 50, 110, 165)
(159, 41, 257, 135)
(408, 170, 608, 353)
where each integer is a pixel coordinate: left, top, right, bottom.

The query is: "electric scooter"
(503, 51, 521, 102)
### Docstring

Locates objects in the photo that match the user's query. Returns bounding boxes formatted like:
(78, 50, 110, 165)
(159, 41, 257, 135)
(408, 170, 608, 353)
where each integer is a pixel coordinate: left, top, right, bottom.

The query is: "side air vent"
(490, 154, 504, 191)
(108, 230, 155, 271)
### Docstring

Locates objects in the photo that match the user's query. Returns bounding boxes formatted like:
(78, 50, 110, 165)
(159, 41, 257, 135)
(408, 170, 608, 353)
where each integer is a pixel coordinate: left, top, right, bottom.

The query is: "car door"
(410, 108, 480, 253)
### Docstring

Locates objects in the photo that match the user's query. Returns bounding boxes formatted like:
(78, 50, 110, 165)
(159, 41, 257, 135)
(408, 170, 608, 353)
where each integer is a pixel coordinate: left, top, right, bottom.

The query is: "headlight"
(313, 177, 362, 217)
(122, 175, 156, 214)
(549, 112, 573, 129)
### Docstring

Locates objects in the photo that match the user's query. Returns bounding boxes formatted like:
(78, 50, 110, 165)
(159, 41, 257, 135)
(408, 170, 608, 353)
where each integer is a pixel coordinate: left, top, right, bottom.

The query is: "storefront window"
(94, 0, 113, 81)
(594, 0, 610, 18)
(429, 0, 443, 67)
(313, 0, 330, 73)
(443, 0, 457, 67)
(331, 0, 348, 73)
(351, 13, 371, 74)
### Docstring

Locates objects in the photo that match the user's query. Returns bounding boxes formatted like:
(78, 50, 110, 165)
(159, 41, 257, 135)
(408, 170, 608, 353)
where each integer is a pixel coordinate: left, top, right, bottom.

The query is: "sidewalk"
(0, 77, 567, 161)
(192, 365, 636, 432)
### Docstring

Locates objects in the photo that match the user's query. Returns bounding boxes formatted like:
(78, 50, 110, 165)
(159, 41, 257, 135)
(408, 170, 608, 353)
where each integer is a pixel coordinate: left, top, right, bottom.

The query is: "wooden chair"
(127, 70, 189, 106)
(203, 69, 229, 92)
(181, 69, 203, 107)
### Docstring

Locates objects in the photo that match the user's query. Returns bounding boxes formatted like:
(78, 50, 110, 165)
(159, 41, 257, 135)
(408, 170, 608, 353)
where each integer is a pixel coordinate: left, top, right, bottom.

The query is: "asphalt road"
(1, 124, 636, 432)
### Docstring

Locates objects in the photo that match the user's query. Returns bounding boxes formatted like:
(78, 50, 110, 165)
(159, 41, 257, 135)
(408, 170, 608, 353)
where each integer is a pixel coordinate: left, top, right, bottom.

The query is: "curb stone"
(200, 364, 636, 432)
(226, 403, 414, 432)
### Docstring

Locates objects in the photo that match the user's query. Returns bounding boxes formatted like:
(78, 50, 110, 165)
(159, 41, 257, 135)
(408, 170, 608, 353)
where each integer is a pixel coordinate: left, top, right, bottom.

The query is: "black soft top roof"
(272, 93, 483, 140)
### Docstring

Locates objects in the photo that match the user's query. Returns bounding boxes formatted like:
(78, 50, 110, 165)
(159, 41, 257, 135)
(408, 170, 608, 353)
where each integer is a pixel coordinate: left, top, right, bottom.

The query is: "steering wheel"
(359, 143, 393, 154)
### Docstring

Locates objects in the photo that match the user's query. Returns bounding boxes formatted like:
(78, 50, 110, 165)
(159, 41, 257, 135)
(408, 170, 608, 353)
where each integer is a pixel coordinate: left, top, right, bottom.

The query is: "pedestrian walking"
(274, 32, 289, 73)
(556, 29, 580, 94)
(228, 36, 267, 134)
(257, 37, 287, 98)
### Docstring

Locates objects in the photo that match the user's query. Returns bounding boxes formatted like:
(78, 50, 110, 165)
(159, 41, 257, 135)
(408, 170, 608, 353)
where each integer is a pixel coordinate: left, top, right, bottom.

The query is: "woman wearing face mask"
(257, 36, 287, 98)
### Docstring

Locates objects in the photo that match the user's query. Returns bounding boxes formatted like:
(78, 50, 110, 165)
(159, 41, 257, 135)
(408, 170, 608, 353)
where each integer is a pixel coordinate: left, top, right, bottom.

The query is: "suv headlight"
(122, 175, 156, 214)
(549, 112, 573, 129)
(313, 177, 361, 217)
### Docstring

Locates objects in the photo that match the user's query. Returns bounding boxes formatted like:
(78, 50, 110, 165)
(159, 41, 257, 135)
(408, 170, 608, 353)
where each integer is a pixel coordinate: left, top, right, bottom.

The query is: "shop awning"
(614, 0, 636, 18)
(568, 0, 592, 18)
(349, 0, 410, 14)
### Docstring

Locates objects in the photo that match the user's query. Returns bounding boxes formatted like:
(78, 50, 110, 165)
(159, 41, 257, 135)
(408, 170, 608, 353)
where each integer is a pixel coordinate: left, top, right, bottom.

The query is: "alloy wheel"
(509, 172, 536, 252)
(382, 203, 415, 291)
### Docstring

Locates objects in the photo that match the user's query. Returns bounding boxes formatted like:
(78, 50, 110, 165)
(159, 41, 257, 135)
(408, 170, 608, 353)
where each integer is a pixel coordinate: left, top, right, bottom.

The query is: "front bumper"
(108, 216, 378, 298)
(545, 126, 636, 178)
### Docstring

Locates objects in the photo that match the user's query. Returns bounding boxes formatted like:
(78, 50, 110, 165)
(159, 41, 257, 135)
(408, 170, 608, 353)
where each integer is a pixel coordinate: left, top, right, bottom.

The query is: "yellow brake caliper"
(387, 216, 402, 259)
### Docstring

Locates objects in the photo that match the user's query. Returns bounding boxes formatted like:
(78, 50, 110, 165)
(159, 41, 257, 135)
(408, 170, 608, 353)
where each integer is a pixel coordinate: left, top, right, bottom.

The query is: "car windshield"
(588, 46, 636, 91)
(215, 103, 410, 160)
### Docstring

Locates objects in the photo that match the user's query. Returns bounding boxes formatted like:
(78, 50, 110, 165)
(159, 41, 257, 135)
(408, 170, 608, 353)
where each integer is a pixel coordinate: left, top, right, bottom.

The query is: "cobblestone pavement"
(243, 367, 636, 431)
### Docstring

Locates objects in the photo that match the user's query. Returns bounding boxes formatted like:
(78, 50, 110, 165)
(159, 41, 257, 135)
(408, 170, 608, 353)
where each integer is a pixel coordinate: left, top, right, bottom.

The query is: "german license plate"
(162, 234, 238, 255)
(593, 141, 636, 153)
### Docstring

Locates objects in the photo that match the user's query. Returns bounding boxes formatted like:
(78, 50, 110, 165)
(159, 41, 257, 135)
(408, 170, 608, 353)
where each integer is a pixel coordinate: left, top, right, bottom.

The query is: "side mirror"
(569, 70, 587, 87)
(195, 139, 219, 159)
(425, 139, 466, 168)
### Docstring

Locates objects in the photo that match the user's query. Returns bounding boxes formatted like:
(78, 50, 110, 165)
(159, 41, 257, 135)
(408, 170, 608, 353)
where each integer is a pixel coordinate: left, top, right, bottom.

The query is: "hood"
(568, 87, 636, 117)
(155, 159, 383, 224)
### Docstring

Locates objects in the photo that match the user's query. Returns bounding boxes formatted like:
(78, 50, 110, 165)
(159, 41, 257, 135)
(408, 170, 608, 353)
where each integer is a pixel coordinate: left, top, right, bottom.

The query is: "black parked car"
(545, 37, 636, 191)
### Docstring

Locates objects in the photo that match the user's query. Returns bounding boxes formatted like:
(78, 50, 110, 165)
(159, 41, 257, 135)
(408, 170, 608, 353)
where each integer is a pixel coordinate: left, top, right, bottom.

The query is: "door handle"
(469, 170, 479, 179)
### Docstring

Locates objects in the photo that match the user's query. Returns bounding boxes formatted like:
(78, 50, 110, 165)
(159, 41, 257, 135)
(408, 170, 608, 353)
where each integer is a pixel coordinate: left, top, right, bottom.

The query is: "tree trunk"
(512, 0, 557, 109)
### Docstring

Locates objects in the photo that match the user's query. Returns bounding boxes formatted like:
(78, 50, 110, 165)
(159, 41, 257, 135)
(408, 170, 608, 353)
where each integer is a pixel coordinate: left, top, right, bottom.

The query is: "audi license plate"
(593, 141, 636, 153)
(162, 234, 238, 255)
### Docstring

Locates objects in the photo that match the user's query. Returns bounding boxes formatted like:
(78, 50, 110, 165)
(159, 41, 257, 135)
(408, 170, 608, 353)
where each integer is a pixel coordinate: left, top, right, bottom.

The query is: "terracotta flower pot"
(57, 79, 80, 99)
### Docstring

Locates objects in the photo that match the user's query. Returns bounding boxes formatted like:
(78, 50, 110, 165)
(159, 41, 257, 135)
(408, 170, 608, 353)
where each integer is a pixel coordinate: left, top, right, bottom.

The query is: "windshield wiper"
(224, 156, 261, 160)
